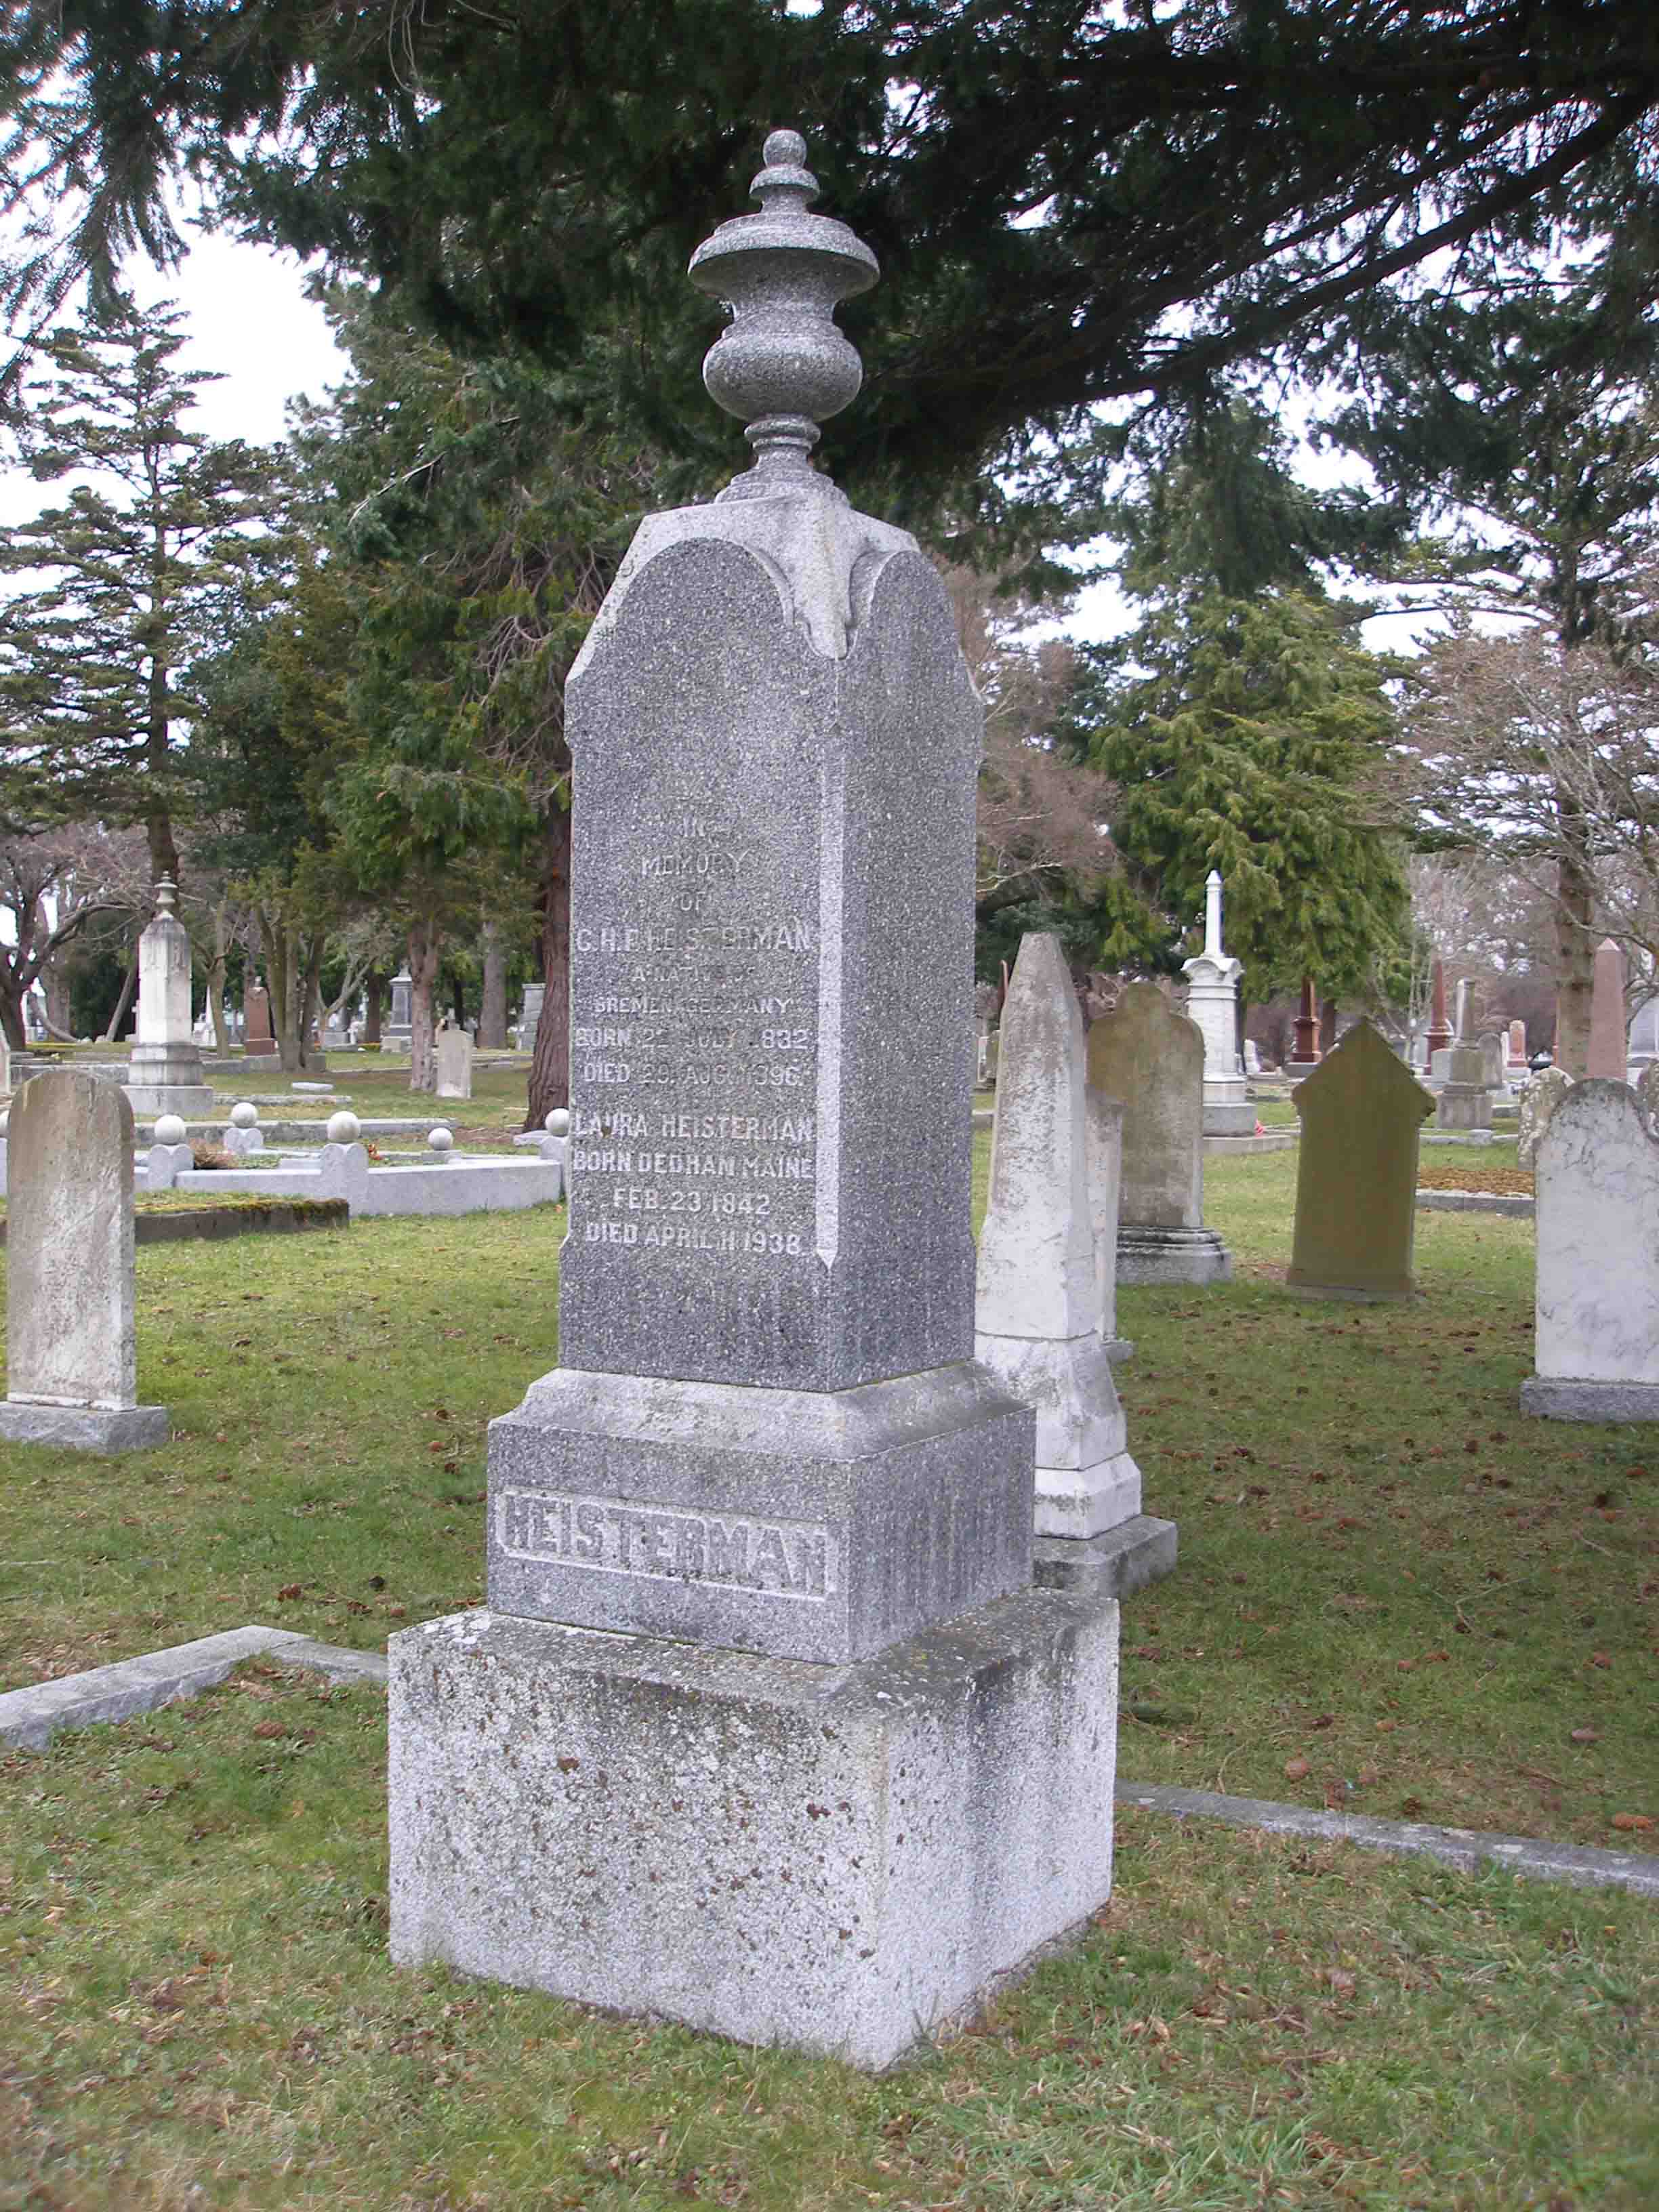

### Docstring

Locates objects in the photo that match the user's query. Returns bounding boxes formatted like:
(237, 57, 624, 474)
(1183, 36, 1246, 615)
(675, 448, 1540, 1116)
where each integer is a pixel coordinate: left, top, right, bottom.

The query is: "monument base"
(388, 1586, 1120, 2072)
(1435, 1082, 1492, 1131)
(0, 1399, 169, 1453)
(487, 1363, 1035, 1665)
(123, 1084, 216, 1118)
(1201, 1101, 1257, 1136)
(972, 1330, 1140, 1538)
(1284, 1271, 1416, 1303)
(1033, 1515, 1178, 1599)
(1521, 1376, 1659, 1423)
(1116, 1225, 1232, 1286)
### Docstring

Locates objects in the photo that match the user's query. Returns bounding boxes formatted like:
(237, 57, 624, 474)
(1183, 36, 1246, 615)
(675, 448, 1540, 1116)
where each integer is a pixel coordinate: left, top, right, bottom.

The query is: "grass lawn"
(1, 1107, 1655, 2207)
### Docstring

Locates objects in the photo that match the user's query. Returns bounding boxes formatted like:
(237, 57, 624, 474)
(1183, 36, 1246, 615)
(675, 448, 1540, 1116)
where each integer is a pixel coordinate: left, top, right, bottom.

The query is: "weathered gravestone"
(975, 933, 1143, 1538)
(1085, 1082, 1132, 1365)
(243, 978, 276, 1057)
(1507, 1018, 1529, 1074)
(1287, 975, 1322, 1069)
(383, 968, 414, 1050)
(1436, 979, 1492, 1130)
(516, 980, 545, 1056)
(1521, 1080, 1659, 1421)
(388, 131, 1119, 2070)
(125, 878, 215, 1118)
(1425, 956, 1453, 1066)
(1086, 982, 1230, 1285)
(1517, 1066, 1574, 1167)
(1286, 1021, 1433, 1301)
(1637, 1061, 1659, 1139)
(1478, 1030, 1510, 1099)
(433, 1025, 474, 1100)
(0, 1072, 168, 1452)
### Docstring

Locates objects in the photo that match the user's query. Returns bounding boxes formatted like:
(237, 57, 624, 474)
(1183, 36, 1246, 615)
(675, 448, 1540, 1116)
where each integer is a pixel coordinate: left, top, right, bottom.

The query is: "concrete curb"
(1113, 1781, 1659, 1897)
(9, 1628, 1654, 1903)
(1416, 1190, 1534, 1216)
(0, 1626, 388, 1750)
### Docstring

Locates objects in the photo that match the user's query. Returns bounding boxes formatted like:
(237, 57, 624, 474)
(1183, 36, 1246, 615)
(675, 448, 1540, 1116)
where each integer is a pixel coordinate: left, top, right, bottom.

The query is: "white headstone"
(0, 1071, 168, 1451)
(434, 1026, 474, 1099)
(1522, 1080, 1659, 1419)
(973, 933, 1142, 1535)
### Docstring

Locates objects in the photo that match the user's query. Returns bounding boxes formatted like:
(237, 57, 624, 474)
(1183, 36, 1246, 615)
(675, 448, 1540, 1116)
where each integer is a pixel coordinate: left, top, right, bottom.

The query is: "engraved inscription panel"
(569, 808, 819, 1263)
(497, 1486, 836, 1602)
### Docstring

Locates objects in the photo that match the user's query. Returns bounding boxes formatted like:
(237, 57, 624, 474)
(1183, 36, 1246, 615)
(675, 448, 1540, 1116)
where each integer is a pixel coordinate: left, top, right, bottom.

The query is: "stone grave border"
(5, 1626, 1652, 1901)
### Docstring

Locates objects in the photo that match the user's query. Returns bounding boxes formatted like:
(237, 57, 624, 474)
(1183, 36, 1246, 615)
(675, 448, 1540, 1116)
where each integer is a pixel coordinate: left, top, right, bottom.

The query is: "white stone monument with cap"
(387, 129, 1120, 2071)
(1182, 869, 1252, 1136)
(123, 879, 214, 1118)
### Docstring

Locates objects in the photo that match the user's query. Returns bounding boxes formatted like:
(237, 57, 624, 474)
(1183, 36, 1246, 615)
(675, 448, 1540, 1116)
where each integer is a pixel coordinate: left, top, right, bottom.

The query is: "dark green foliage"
(1069, 586, 1409, 1000)
(5, 3, 1659, 520)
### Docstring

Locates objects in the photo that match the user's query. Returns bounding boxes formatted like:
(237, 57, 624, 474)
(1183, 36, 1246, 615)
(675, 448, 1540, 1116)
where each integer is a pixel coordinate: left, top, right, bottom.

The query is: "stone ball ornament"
(689, 127, 878, 486)
(546, 1107, 570, 1136)
(230, 1100, 259, 1129)
(326, 1110, 361, 1145)
(154, 1113, 187, 1146)
(428, 1125, 455, 1154)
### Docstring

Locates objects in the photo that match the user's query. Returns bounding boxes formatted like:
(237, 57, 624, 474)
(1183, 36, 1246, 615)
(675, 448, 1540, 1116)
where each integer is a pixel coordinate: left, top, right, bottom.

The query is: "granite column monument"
(388, 132, 1120, 2070)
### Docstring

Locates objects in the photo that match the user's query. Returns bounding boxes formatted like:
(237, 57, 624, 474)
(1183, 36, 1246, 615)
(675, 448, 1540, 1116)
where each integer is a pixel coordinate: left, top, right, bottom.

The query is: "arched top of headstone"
(690, 127, 879, 492)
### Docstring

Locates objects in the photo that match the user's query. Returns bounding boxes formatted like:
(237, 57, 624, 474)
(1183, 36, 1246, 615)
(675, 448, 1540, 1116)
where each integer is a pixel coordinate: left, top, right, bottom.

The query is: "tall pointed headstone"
(387, 131, 1120, 2070)
(1425, 956, 1453, 1066)
(1181, 870, 1252, 1136)
(1586, 937, 1627, 1079)
(975, 933, 1143, 1536)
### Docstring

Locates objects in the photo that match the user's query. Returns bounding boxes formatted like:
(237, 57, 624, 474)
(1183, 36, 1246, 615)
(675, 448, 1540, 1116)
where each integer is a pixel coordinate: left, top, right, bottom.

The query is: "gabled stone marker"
(0, 1071, 168, 1452)
(387, 131, 1120, 2072)
(1286, 1021, 1433, 1302)
(1522, 1079, 1659, 1421)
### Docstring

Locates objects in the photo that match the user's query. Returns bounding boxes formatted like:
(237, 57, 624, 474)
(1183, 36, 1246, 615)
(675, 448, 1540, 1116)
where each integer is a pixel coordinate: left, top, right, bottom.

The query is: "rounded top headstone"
(428, 1124, 454, 1153)
(154, 1113, 187, 1145)
(326, 1109, 361, 1144)
(230, 1100, 259, 1129)
(689, 125, 879, 487)
(545, 1107, 570, 1136)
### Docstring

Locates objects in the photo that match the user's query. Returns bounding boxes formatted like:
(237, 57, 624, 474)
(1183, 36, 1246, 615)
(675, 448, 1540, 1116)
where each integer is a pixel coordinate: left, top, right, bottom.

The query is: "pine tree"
(0, 295, 293, 883)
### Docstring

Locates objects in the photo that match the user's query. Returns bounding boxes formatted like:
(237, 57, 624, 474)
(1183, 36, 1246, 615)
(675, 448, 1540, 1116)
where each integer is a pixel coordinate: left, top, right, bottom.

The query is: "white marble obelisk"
(1182, 871, 1252, 1136)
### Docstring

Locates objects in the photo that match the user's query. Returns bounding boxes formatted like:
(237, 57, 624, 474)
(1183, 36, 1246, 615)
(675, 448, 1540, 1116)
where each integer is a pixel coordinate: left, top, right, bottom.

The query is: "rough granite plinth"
(1200, 1093, 1256, 1137)
(1435, 1082, 1492, 1131)
(388, 1586, 1119, 2072)
(1115, 1225, 1231, 1286)
(487, 1363, 1034, 1664)
(1521, 1376, 1659, 1422)
(0, 1399, 169, 1453)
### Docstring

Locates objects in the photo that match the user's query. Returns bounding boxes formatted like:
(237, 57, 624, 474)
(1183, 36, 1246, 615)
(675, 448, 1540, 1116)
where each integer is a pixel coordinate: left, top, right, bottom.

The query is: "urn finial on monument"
(690, 126, 878, 493)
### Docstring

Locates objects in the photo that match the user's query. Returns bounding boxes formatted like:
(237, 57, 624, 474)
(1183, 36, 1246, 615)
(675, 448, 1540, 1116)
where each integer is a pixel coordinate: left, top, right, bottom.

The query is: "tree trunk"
(41, 958, 73, 1039)
(526, 802, 572, 1128)
(0, 973, 26, 1050)
(1554, 811, 1597, 1077)
(364, 974, 384, 1045)
(408, 913, 441, 1092)
(478, 918, 508, 1048)
(100, 947, 138, 1042)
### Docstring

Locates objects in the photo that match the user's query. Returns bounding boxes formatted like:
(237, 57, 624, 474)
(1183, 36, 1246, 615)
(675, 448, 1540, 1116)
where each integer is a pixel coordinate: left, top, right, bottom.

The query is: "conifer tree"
(0, 295, 293, 884)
